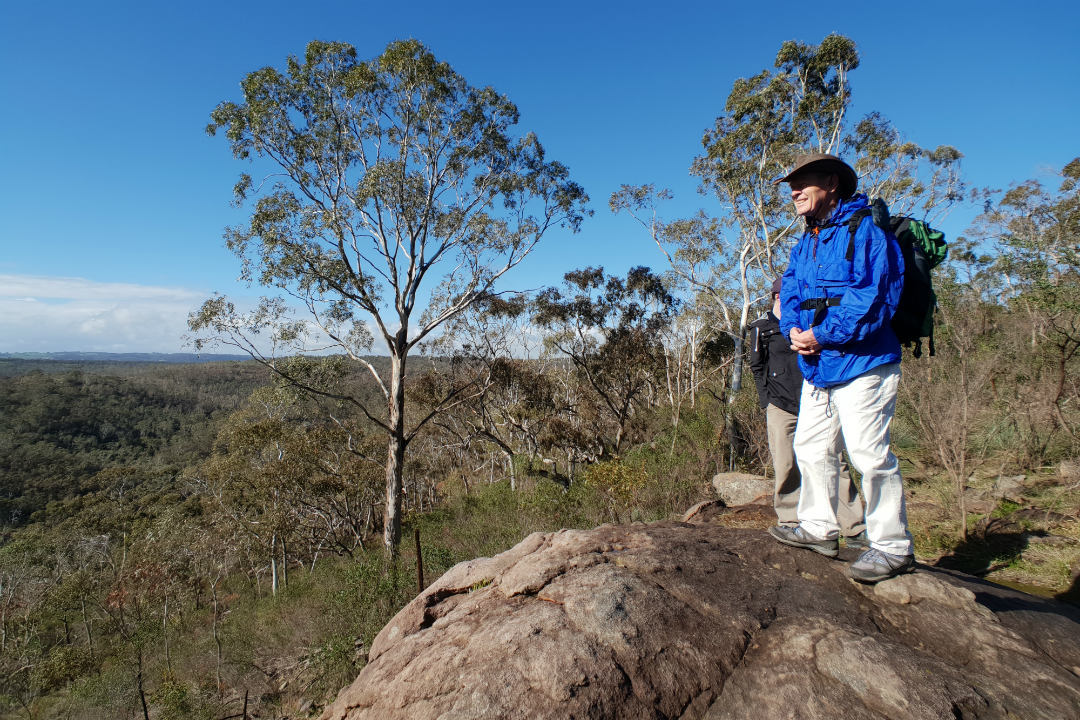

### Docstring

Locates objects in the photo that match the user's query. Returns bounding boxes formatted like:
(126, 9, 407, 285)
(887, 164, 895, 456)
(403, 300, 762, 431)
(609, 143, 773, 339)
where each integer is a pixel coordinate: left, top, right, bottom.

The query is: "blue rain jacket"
(779, 193, 903, 389)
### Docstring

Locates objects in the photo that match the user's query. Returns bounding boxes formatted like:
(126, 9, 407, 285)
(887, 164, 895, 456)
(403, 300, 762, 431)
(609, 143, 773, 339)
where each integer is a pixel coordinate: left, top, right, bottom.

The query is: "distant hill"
(0, 351, 254, 363)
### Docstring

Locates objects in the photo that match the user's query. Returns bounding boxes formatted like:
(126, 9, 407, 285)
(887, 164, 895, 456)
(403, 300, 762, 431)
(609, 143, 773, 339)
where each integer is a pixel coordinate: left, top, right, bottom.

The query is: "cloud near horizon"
(0, 274, 209, 353)
(0, 274, 543, 357)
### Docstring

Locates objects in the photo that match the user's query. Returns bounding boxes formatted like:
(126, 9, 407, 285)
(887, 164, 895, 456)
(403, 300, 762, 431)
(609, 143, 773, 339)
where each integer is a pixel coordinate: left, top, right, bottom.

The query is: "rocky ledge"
(320, 517, 1080, 719)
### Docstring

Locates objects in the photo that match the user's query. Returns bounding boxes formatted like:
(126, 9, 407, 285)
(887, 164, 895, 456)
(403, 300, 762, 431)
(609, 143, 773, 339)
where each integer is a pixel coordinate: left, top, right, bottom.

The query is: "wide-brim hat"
(775, 153, 858, 199)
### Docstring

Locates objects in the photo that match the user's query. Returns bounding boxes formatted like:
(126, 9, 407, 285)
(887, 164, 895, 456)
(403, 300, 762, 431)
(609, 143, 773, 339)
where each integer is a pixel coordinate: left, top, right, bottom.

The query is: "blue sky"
(1, 0, 1077, 353)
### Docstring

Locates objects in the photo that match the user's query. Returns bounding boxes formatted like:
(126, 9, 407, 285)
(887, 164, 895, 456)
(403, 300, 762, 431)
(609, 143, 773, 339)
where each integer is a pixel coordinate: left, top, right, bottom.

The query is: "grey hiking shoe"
(847, 548, 915, 583)
(768, 525, 839, 558)
(843, 532, 870, 552)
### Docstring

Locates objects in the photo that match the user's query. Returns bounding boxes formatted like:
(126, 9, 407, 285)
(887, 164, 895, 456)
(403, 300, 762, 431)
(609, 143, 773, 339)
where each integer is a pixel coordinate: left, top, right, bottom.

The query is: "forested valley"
(4, 241, 1080, 718)
(3, 33, 1080, 720)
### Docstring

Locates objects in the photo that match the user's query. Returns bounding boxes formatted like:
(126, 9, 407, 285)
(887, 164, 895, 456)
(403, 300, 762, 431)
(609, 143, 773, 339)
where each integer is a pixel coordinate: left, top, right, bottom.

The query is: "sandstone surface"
(320, 517, 1080, 720)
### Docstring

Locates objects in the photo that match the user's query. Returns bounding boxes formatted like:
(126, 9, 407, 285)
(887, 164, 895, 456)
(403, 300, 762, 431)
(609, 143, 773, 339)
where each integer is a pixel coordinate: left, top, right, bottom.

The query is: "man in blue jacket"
(767, 153, 915, 583)
(749, 277, 866, 544)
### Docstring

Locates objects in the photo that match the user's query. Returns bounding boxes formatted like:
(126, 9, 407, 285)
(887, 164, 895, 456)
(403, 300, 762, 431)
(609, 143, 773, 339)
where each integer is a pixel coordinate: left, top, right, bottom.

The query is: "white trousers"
(793, 363, 913, 555)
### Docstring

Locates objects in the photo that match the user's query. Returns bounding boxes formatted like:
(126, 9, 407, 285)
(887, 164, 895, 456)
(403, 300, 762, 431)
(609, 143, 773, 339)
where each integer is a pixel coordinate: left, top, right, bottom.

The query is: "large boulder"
(320, 519, 1080, 720)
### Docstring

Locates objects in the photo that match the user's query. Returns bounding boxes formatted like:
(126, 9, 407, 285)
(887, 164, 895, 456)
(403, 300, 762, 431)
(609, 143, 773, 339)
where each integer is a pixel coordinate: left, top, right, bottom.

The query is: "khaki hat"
(776, 153, 858, 198)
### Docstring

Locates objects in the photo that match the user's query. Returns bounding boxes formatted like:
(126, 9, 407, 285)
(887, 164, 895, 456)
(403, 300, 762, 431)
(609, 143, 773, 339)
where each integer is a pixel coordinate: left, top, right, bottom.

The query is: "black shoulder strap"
(845, 208, 872, 262)
(844, 199, 891, 262)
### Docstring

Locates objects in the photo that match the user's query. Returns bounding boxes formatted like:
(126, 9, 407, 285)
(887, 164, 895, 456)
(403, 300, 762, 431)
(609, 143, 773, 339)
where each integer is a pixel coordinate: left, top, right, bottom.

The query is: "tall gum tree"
(190, 40, 588, 558)
(612, 35, 962, 461)
(612, 36, 860, 457)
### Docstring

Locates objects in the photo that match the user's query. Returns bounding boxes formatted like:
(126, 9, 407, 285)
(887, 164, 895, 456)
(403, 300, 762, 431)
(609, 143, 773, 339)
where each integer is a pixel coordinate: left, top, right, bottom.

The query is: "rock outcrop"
(320, 517, 1080, 720)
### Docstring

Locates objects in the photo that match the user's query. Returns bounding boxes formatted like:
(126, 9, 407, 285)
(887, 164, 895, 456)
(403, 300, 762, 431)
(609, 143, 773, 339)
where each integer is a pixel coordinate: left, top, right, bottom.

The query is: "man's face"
(788, 172, 838, 219)
(772, 293, 781, 319)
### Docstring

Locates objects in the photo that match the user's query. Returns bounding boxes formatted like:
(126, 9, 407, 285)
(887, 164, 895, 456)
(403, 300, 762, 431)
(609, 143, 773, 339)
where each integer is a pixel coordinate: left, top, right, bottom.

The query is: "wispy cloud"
(0, 274, 208, 353)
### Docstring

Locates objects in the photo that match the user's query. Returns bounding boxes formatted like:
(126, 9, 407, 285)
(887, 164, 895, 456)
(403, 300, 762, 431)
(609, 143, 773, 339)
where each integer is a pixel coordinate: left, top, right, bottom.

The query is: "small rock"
(872, 572, 995, 619)
(1011, 507, 1074, 527)
(1025, 533, 1077, 547)
(965, 498, 996, 514)
(994, 474, 1027, 501)
(963, 474, 1027, 509)
(711, 472, 771, 506)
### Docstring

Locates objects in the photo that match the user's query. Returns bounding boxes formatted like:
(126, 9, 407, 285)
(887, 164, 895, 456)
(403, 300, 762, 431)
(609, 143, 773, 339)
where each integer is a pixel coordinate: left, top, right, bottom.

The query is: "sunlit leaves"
(196, 38, 587, 554)
(984, 158, 1080, 295)
(197, 38, 587, 358)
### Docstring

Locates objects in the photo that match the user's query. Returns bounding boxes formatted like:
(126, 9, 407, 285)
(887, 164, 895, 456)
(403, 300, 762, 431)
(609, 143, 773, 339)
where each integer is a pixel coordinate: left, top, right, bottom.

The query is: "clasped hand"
(789, 327, 822, 356)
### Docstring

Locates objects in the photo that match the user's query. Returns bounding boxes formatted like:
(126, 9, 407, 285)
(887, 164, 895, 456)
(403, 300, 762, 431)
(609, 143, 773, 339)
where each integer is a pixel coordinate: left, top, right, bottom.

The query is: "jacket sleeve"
(747, 321, 769, 408)
(779, 244, 802, 340)
(813, 218, 903, 347)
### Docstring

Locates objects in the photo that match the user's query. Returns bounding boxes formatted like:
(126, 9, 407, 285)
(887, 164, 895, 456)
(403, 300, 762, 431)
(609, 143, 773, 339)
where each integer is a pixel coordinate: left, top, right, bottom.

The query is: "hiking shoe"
(847, 548, 915, 583)
(843, 532, 870, 552)
(768, 525, 839, 558)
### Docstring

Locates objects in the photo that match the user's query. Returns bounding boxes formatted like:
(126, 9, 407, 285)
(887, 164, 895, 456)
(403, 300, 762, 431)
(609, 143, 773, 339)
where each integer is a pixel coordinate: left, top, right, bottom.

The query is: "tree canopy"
(191, 39, 588, 555)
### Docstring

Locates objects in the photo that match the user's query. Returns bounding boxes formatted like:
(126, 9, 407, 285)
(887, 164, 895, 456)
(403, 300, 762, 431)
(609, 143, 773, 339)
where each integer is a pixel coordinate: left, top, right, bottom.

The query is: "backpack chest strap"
(799, 297, 842, 328)
(799, 297, 843, 311)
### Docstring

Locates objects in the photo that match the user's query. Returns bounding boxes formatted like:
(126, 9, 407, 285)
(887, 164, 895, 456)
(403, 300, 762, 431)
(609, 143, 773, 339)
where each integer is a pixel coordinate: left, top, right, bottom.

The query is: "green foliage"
(2, 323, 1079, 720)
(29, 644, 95, 692)
(150, 679, 215, 720)
(196, 37, 589, 558)
(583, 459, 648, 518)
(0, 362, 267, 526)
(992, 499, 1023, 519)
(63, 664, 143, 720)
(959, 158, 1080, 466)
(531, 266, 677, 458)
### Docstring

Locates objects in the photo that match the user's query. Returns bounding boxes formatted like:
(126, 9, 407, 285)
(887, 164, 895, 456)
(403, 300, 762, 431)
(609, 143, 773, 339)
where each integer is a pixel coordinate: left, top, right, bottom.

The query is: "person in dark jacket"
(767, 153, 915, 584)
(749, 277, 865, 542)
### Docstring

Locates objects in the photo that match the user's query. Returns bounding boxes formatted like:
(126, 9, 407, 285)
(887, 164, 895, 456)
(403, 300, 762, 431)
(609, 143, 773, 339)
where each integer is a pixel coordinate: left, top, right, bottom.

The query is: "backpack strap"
(844, 199, 891, 262)
(845, 208, 872, 262)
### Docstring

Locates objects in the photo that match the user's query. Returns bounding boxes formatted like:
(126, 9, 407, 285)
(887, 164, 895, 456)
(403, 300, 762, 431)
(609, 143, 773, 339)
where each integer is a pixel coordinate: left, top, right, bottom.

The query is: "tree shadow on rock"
(932, 515, 1080, 610)
(1057, 570, 1080, 607)
(933, 517, 1032, 579)
(923, 564, 1080, 622)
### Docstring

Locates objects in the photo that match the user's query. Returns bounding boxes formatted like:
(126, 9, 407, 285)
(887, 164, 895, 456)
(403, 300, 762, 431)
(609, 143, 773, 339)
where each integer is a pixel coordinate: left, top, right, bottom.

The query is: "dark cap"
(771, 277, 783, 296)
(775, 153, 858, 198)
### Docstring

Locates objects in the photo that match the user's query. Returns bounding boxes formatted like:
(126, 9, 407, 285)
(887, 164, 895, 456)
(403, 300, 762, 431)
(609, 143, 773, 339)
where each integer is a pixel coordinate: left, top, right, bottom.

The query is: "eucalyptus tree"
(190, 40, 587, 557)
(610, 35, 859, 453)
(973, 158, 1080, 448)
(531, 267, 678, 460)
(612, 34, 962, 460)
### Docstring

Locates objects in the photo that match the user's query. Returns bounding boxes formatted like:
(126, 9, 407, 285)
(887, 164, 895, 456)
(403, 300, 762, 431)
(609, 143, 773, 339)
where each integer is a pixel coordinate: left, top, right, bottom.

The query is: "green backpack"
(845, 199, 948, 357)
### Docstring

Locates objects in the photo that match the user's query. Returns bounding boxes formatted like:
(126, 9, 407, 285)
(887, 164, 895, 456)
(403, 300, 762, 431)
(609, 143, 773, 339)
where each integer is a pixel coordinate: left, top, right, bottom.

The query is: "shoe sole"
(847, 562, 916, 584)
(768, 527, 839, 558)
